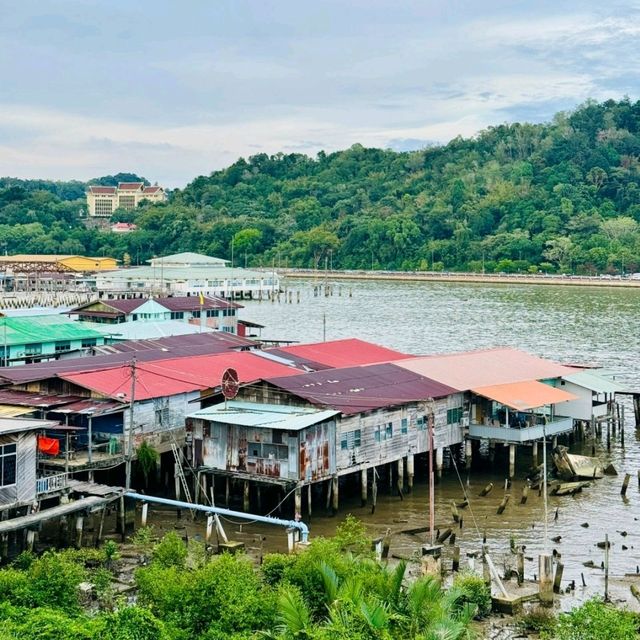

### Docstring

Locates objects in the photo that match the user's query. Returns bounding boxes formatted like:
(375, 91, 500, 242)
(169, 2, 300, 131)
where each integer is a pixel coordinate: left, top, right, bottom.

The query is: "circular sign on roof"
(221, 368, 240, 400)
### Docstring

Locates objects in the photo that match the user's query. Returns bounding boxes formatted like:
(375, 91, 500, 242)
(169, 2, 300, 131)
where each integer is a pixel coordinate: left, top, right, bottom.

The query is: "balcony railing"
(468, 417, 574, 443)
(36, 473, 68, 495)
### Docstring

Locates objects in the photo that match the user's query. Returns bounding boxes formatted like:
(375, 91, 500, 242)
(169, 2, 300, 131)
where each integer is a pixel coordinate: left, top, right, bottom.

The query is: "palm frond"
(277, 586, 312, 637)
(318, 560, 340, 604)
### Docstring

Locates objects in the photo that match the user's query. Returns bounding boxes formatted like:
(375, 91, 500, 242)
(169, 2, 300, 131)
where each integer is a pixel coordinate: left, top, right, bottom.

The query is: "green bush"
(0, 606, 95, 640)
(152, 532, 188, 569)
(451, 572, 492, 618)
(261, 553, 296, 586)
(186, 553, 276, 637)
(542, 598, 640, 640)
(95, 606, 171, 640)
(25, 551, 85, 611)
(333, 514, 372, 556)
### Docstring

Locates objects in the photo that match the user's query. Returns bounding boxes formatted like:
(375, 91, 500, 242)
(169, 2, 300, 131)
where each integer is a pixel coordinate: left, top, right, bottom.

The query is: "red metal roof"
(142, 186, 162, 193)
(59, 351, 304, 401)
(396, 348, 577, 391)
(276, 339, 413, 369)
(264, 363, 457, 415)
(89, 186, 116, 194)
(117, 182, 144, 190)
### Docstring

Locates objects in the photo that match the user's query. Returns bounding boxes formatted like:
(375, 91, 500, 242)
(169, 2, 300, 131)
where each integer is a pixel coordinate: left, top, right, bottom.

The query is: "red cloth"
(38, 436, 60, 456)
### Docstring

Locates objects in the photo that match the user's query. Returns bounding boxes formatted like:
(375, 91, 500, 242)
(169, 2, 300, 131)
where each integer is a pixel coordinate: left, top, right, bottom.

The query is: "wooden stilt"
(360, 468, 368, 507)
(331, 475, 339, 515)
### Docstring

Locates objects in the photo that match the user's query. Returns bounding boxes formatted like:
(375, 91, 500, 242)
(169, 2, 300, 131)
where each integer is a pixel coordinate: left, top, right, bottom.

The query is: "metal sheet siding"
(335, 394, 465, 477)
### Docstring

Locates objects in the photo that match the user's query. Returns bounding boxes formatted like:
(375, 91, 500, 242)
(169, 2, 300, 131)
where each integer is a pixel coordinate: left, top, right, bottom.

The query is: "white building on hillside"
(86, 182, 166, 217)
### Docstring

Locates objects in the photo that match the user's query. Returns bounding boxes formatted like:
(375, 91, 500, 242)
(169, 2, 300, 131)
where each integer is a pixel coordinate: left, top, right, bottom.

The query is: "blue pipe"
(125, 492, 309, 542)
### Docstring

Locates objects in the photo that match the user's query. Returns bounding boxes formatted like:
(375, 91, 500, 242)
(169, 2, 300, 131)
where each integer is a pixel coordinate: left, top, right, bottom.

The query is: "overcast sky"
(1, 0, 639, 187)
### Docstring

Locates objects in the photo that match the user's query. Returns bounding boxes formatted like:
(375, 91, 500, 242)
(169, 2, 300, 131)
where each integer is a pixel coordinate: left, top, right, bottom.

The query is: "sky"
(0, 0, 639, 187)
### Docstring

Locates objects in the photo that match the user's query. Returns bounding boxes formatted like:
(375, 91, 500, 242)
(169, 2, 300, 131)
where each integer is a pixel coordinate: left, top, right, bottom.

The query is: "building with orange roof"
(86, 182, 166, 217)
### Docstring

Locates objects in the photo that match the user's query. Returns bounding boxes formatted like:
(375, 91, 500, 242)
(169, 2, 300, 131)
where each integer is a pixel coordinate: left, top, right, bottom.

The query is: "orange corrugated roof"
(396, 347, 577, 391)
(472, 380, 577, 410)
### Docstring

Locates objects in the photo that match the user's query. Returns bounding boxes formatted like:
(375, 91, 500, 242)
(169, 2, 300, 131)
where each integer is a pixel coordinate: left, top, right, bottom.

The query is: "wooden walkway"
(0, 495, 113, 535)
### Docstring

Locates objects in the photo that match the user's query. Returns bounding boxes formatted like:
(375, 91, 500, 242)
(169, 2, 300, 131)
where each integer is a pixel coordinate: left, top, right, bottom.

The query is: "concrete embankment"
(279, 269, 640, 288)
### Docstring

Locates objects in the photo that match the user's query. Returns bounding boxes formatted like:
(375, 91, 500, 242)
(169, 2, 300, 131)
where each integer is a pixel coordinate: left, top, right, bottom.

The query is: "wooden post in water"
(406, 453, 414, 492)
(538, 553, 554, 604)
(243, 481, 250, 512)
(225, 477, 230, 507)
(75, 516, 84, 549)
(621, 474, 631, 497)
(553, 562, 564, 594)
(465, 439, 472, 470)
(371, 469, 378, 514)
(294, 487, 302, 518)
(435, 447, 443, 481)
(174, 463, 181, 501)
(532, 440, 538, 467)
(521, 484, 529, 504)
(397, 458, 404, 496)
(621, 405, 625, 448)
(508, 444, 516, 479)
(517, 549, 524, 585)
(604, 533, 610, 601)
(141, 502, 148, 527)
(95, 506, 106, 547)
(497, 494, 510, 515)
(206, 515, 214, 544)
(607, 421, 611, 451)
(119, 496, 126, 542)
(360, 469, 368, 507)
(307, 483, 312, 520)
(331, 475, 339, 514)
(452, 546, 460, 572)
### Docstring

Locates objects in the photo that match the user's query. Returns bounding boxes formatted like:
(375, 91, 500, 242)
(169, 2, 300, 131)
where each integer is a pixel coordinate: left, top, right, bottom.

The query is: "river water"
(162, 279, 640, 608)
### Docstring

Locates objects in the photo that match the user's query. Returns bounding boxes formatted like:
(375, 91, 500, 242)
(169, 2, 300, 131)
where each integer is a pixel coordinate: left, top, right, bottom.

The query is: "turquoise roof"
(0, 315, 106, 346)
(188, 401, 338, 431)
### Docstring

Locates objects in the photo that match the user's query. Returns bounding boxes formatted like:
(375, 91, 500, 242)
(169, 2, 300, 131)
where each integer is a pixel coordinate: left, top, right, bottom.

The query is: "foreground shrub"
(542, 598, 640, 640)
(518, 605, 556, 633)
(96, 606, 171, 640)
(452, 572, 492, 618)
(152, 531, 188, 569)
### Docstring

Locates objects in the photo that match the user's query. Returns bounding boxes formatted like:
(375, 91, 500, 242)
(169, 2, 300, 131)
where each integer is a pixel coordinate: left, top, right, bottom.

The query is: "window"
(385, 422, 393, 439)
(170, 311, 184, 320)
(248, 441, 288, 460)
(24, 343, 41, 356)
(81, 338, 97, 348)
(416, 416, 426, 431)
(154, 399, 170, 427)
(55, 341, 71, 353)
(374, 427, 381, 443)
(0, 443, 16, 487)
(222, 326, 235, 333)
(401, 418, 408, 434)
(206, 309, 219, 318)
(340, 429, 361, 450)
(447, 407, 464, 424)
(192, 310, 201, 318)
(132, 314, 138, 321)
(374, 424, 392, 442)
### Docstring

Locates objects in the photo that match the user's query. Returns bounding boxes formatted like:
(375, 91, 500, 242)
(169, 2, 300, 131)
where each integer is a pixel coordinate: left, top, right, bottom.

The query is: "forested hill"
(2, 100, 640, 273)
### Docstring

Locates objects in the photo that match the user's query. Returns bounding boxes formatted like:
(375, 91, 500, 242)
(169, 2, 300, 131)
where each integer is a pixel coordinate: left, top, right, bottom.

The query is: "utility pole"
(125, 357, 137, 491)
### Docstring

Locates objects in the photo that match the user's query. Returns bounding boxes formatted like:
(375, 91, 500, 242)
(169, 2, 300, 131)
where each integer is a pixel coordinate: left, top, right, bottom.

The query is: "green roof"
(0, 315, 106, 346)
(97, 266, 276, 281)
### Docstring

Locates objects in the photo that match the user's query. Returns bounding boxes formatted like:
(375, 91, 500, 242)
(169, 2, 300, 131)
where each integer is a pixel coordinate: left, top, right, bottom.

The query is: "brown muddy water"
(57, 279, 640, 611)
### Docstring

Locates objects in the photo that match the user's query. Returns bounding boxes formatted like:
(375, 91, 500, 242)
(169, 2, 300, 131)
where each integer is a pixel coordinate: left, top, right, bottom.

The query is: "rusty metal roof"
(264, 363, 457, 415)
(51, 399, 126, 415)
(0, 389, 83, 408)
(275, 338, 413, 369)
(472, 380, 578, 411)
(396, 347, 577, 391)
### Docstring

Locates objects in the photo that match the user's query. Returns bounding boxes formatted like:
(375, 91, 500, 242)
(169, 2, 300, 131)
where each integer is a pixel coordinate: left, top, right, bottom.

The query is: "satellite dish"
(221, 368, 240, 400)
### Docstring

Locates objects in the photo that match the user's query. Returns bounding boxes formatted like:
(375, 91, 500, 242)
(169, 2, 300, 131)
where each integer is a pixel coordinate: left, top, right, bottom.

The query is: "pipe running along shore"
(125, 492, 310, 542)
